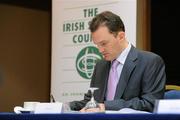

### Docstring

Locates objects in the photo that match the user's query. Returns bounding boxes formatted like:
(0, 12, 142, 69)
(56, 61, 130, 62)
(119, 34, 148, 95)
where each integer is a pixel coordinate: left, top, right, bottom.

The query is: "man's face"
(92, 26, 122, 61)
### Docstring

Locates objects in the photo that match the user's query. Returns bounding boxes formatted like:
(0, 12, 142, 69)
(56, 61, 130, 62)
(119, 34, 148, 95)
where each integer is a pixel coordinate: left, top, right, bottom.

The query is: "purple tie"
(106, 60, 119, 100)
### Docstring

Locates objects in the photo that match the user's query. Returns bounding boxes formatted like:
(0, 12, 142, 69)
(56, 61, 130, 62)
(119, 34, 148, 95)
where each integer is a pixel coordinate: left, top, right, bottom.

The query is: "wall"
(136, 0, 150, 50)
(151, 0, 180, 88)
(0, 4, 51, 112)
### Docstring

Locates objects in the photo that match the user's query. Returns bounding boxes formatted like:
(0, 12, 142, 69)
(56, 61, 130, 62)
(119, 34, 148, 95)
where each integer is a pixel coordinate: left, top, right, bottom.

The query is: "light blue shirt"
(116, 43, 131, 80)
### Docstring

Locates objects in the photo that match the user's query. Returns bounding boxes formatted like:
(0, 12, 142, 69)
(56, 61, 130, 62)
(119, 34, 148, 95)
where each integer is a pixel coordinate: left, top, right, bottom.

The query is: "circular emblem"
(76, 46, 103, 79)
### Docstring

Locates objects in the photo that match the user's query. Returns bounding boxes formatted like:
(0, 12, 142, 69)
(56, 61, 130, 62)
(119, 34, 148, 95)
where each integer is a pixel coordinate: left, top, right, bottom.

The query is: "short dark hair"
(89, 11, 125, 36)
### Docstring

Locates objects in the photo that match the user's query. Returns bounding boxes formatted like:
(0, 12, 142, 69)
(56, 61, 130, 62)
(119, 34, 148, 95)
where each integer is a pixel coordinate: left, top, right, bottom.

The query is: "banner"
(51, 0, 137, 102)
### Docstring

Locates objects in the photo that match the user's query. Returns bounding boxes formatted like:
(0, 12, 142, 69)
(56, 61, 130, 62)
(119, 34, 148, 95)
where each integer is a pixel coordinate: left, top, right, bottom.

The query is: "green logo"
(76, 46, 103, 79)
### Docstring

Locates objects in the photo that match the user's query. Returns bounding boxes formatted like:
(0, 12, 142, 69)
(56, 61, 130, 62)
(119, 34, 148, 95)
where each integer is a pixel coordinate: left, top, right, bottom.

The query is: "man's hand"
(80, 103, 105, 112)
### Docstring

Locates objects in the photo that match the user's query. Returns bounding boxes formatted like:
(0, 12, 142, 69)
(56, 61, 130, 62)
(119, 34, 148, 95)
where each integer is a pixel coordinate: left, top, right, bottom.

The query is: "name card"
(34, 102, 62, 114)
(155, 100, 180, 114)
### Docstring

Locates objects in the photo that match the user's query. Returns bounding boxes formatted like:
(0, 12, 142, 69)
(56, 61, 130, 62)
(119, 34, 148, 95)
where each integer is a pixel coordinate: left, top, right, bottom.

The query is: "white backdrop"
(51, 0, 137, 102)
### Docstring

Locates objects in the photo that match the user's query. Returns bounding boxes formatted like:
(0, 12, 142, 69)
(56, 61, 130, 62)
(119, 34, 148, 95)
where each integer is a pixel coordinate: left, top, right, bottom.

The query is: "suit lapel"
(114, 46, 138, 99)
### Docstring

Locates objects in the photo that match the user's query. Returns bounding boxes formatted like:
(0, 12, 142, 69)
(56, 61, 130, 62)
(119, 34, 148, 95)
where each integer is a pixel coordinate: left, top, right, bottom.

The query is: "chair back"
(164, 90, 180, 99)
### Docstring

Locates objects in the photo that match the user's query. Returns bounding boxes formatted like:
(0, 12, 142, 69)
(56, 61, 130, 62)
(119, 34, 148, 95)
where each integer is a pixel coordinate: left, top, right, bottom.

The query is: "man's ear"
(117, 31, 125, 41)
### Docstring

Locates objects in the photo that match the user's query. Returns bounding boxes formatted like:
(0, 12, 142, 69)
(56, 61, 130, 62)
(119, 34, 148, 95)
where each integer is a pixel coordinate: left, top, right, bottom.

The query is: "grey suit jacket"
(70, 46, 166, 112)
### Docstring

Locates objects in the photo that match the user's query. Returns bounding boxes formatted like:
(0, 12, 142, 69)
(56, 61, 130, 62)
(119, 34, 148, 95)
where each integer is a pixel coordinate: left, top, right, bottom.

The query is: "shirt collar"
(116, 42, 131, 65)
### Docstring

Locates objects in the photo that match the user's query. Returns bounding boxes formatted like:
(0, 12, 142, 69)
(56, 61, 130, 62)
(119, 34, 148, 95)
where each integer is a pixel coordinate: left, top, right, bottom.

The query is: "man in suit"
(69, 11, 166, 112)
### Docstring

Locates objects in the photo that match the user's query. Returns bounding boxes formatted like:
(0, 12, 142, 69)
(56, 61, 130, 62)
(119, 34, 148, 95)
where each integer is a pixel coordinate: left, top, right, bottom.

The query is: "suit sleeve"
(69, 90, 91, 111)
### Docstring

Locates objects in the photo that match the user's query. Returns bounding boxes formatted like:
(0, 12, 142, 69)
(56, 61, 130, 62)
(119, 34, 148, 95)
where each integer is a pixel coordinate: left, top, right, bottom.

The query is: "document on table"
(105, 108, 151, 114)
(63, 108, 150, 114)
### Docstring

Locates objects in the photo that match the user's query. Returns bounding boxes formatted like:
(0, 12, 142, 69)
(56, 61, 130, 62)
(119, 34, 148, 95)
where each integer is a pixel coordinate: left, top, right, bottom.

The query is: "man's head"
(89, 11, 128, 61)
(89, 11, 125, 35)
